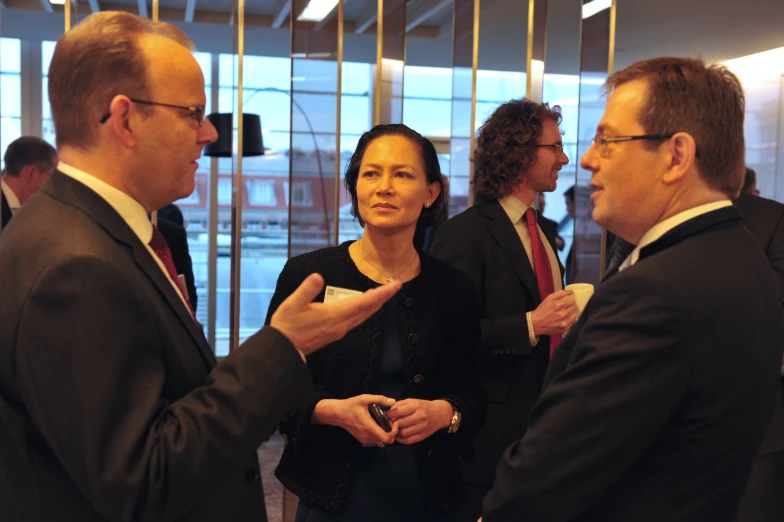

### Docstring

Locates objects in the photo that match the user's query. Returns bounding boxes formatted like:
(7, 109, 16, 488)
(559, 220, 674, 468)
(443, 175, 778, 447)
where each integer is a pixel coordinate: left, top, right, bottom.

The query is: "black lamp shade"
(204, 112, 264, 157)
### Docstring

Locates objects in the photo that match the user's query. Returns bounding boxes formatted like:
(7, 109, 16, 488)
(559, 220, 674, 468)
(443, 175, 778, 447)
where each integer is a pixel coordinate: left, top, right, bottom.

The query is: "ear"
(107, 95, 138, 149)
(661, 131, 697, 186)
(21, 165, 37, 182)
(425, 180, 442, 208)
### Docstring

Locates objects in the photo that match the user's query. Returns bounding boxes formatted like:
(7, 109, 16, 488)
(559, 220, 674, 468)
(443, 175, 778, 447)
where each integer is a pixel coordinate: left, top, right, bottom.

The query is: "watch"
(441, 399, 462, 434)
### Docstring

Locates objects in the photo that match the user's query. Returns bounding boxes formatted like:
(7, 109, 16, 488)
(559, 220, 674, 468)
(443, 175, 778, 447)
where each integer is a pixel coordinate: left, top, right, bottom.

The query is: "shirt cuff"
(526, 311, 539, 347)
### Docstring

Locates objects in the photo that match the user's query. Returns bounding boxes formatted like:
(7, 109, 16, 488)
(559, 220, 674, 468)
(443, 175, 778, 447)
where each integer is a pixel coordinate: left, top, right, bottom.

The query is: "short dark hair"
(3, 136, 57, 177)
(344, 124, 445, 228)
(605, 57, 745, 198)
(741, 167, 756, 195)
(564, 185, 575, 200)
(473, 99, 562, 200)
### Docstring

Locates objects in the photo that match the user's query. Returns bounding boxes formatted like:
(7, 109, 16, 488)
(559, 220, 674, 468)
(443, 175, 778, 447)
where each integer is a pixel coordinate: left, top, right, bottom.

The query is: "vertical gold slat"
(599, 0, 618, 277)
(230, 0, 246, 353)
(150, 0, 160, 226)
(65, 0, 71, 32)
(525, 0, 534, 99)
(374, 0, 383, 126)
(467, 0, 480, 207)
(334, 0, 344, 246)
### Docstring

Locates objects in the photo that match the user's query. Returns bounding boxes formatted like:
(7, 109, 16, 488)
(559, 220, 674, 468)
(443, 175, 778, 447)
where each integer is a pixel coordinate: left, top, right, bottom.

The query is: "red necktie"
(149, 225, 196, 320)
(524, 208, 561, 356)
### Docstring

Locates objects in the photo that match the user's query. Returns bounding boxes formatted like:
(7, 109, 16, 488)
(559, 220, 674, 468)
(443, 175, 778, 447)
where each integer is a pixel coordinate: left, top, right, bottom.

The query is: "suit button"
(413, 374, 425, 384)
(427, 449, 434, 458)
(405, 297, 415, 308)
(505, 348, 511, 354)
(511, 347, 518, 354)
(492, 349, 498, 355)
(407, 333, 419, 344)
(245, 468, 260, 483)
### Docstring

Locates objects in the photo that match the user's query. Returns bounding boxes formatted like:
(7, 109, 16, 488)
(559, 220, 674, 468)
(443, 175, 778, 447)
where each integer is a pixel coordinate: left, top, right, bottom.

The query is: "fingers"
(385, 400, 417, 421)
(358, 395, 396, 407)
(280, 273, 325, 311)
(333, 281, 402, 330)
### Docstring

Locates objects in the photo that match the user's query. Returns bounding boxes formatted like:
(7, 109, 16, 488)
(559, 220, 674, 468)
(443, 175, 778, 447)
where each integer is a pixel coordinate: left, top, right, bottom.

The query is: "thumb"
(281, 273, 325, 311)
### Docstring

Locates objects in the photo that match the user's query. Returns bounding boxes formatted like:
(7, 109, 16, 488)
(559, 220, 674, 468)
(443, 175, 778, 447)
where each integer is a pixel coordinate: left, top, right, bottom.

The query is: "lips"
(373, 203, 397, 209)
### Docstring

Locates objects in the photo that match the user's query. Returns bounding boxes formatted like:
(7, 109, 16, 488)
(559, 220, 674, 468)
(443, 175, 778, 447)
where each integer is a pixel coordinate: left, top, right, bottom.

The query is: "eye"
(361, 170, 379, 178)
(395, 171, 413, 178)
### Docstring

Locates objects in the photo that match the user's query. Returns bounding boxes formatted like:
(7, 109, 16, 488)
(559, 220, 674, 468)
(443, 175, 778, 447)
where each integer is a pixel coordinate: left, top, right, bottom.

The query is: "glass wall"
(1, 38, 21, 167)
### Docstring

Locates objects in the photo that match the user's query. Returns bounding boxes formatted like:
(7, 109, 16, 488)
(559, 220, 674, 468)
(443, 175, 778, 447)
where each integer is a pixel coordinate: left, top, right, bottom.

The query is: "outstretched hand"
(271, 273, 402, 355)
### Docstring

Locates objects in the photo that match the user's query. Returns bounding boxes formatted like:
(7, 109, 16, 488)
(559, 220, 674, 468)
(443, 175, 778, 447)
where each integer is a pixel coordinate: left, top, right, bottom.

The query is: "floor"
(258, 432, 298, 522)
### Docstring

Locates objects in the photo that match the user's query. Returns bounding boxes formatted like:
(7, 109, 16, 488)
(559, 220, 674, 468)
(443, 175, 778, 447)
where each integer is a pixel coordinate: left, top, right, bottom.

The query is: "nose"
(580, 144, 598, 172)
(200, 117, 219, 145)
(377, 172, 393, 194)
(560, 149, 570, 166)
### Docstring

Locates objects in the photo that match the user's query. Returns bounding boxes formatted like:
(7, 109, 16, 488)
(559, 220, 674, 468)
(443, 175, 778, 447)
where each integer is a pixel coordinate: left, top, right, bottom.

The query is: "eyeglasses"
(591, 133, 674, 158)
(99, 98, 207, 126)
(535, 143, 565, 154)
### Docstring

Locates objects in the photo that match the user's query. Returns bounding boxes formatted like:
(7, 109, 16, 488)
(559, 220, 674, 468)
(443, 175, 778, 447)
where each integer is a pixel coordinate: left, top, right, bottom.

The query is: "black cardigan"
(265, 241, 486, 514)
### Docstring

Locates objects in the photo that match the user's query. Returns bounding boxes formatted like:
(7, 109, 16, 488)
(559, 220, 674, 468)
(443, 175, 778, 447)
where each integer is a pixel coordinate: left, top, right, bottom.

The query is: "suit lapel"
(638, 206, 743, 262)
(479, 199, 541, 302)
(43, 172, 216, 368)
(0, 192, 11, 232)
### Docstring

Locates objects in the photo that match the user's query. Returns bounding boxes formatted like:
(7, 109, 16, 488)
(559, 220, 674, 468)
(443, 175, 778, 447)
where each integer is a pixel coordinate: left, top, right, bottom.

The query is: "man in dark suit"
(0, 12, 400, 522)
(431, 99, 578, 520)
(482, 57, 784, 522)
(0, 136, 58, 232)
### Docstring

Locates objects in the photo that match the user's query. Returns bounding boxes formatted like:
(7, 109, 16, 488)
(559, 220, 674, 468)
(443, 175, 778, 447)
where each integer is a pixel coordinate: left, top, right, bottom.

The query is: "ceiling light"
(582, 0, 612, 20)
(297, 0, 339, 22)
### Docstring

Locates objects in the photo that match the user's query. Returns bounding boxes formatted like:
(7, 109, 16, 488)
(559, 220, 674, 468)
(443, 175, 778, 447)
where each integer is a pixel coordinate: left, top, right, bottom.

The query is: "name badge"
(324, 285, 362, 303)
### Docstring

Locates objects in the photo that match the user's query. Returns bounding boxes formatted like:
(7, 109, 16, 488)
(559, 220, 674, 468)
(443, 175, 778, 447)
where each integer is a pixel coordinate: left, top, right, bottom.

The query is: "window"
(218, 177, 232, 205)
(1, 38, 22, 169)
(246, 179, 277, 206)
(283, 181, 313, 207)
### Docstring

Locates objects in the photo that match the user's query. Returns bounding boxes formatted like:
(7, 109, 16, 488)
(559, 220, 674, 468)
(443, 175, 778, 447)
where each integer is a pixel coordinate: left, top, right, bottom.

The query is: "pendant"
(386, 277, 395, 283)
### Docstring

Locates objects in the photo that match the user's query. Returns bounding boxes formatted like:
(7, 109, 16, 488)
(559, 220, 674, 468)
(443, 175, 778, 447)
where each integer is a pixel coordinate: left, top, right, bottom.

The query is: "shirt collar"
(624, 200, 733, 268)
(1, 178, 21, 209)
(498, 194, 535, 224)
(57, 162, 153, 244)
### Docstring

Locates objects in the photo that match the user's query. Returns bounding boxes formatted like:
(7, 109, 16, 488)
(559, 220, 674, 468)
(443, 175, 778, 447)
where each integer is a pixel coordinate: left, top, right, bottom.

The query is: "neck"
(623, 187, 730, 244)
(59, 146, 153, 212)
(358, 225, 419, 279)
(510, 186, 536, 207)
(2, 175, 23, 203)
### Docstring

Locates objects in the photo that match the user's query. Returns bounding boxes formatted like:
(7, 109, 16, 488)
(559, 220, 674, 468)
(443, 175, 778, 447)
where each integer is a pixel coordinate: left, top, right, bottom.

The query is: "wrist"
(312, 399, 341, 426)
(435, 400, 454, 429)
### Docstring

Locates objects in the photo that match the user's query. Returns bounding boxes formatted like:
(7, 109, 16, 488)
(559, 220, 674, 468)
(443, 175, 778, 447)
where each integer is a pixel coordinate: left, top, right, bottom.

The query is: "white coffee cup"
(565, 283, 594, 317)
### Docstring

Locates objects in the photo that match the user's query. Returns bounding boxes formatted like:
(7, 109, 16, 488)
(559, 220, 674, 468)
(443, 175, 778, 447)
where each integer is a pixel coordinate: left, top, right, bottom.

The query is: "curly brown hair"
(473, 99, 562, 200)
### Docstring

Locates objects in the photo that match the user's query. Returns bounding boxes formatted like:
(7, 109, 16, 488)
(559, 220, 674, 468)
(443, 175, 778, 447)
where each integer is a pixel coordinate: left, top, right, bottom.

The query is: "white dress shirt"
(618, 200, 733, 271)
(498, 195, 564, 345)
(1, 178, 21, 213)
(57, 162, 191, 312)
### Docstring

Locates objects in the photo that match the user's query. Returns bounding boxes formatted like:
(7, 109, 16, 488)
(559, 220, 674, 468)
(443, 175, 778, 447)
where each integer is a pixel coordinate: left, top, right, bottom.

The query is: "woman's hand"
(385, 399, 453, 445)
(312, 395, 398, 447)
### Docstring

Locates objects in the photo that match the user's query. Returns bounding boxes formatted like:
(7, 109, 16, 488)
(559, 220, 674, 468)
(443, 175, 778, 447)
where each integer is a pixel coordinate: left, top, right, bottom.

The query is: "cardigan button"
(405, 297, 415, 308)
(407, 333, 419, 344)
(413, 374, 425, 384)
(245, 467, 260, 483)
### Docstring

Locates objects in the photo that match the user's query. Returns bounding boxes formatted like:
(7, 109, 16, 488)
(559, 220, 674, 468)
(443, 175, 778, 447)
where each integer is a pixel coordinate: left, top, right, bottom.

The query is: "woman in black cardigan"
(265, 124, 485, 522)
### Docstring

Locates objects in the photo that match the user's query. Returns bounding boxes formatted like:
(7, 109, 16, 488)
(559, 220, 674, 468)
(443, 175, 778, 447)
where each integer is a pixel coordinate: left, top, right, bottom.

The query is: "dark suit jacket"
(430, 198, 563, 488)
(0, 171, 312, 522)
(157, 217, 198, 311)
(484, 207, 784, 522)
(0, 191, 11, 231)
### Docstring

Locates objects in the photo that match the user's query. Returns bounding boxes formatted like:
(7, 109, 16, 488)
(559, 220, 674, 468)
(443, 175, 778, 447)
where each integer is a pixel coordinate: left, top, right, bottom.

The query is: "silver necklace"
(359, 238, 418, 283)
